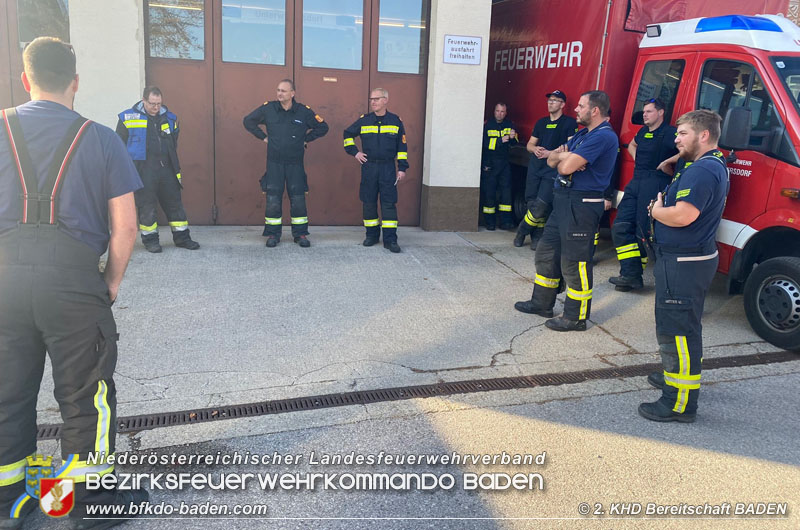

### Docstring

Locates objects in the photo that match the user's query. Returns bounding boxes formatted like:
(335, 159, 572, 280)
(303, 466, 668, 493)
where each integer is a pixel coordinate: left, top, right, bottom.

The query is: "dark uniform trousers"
(654, 243, 718, 415)
(261, 161, 309, 239)
(481, 158, 513, 228)
(611, 169, 670, 278)
(528, 188, 604, 320)
(360, 160, 398, 243)
(136, 161, 191, 245)
(518, 167, 556, 242)
(0, 227, 118, 515)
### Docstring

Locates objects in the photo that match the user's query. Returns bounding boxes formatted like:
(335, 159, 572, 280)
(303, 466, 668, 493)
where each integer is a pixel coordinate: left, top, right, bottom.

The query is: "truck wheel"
(743, 257, 800, 351)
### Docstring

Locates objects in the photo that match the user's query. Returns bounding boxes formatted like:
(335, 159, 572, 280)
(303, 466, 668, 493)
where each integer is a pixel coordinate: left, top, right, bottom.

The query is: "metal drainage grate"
(36, 350, 798, 441)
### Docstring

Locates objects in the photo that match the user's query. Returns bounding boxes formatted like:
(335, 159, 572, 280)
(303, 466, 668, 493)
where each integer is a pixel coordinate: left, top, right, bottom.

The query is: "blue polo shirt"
(560, 122, 618, 192)
(0, 100, 142, 254)
(654, 149, 729, 248)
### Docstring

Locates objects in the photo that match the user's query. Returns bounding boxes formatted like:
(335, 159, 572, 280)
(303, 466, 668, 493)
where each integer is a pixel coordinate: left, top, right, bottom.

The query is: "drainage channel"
(36, 350, 799, 440)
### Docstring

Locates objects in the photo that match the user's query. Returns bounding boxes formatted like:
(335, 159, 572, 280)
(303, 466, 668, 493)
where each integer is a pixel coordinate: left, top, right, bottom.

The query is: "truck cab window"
(630, 59, 684, 125)
(701, 59, 796, 164)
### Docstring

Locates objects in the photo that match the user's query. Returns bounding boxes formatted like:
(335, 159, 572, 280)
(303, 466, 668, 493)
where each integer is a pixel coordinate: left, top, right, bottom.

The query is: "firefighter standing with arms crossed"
(514, 91, 617, 332)
(343, 88, 408, 253)
(514, 90, 577, 249)
(609, 98, 678, 291)
(640, 110, 729, 423)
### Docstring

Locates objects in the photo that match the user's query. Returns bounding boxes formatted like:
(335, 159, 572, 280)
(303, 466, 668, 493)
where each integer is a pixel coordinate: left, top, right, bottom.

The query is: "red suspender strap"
(45, 117, 91, 224)
(1, 107, 90, 225)
(2, 108, 37, 223)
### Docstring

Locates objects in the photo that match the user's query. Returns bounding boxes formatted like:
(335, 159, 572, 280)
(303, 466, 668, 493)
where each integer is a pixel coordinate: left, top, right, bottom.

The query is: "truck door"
(618, 53, 696, 203)
(695, 57, 781, 228)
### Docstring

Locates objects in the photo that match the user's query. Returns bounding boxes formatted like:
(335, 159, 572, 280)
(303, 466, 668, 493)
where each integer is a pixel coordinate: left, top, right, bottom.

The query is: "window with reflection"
(222, 1, 285, 65)
(378, 0, 428, 74)
(148, 0, 205, 60)
(17, 0, 69, 45)
(629, 59, 684, 125)
(302, 0, 363, 70)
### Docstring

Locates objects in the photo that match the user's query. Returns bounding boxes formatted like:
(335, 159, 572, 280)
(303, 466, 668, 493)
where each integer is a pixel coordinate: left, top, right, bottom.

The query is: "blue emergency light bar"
(695, 15, 783, 33)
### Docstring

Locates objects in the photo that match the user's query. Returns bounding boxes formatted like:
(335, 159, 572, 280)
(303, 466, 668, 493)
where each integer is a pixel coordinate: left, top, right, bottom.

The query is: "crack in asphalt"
(456, 234, 531, 280)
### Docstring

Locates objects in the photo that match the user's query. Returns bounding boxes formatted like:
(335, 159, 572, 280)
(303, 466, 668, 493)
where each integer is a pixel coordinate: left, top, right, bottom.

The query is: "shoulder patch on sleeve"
(402, 134, 406, 143)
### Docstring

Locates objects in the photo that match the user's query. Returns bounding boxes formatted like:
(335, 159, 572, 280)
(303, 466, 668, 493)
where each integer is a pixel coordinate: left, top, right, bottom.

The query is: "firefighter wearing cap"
(117, 86, 200, 253)
(1, 37, 147, 526)
(514, 91, 617, 332)
(243, 79, 329, 248)
(481, 103, 518, 230)
(514, 90, 577, 249)
(640, 110, 729, 423)
(609, 98, 677, 291)
(343, 87, 408, 253)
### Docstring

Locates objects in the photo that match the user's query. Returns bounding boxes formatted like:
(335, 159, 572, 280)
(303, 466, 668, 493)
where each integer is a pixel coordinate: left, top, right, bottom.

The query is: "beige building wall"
(70, 0, 146, 129)
(420, 0, 492, 231)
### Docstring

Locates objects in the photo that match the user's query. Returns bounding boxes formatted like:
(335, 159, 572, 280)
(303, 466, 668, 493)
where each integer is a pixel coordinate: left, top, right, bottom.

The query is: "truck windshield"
(772, 57, 800, 118)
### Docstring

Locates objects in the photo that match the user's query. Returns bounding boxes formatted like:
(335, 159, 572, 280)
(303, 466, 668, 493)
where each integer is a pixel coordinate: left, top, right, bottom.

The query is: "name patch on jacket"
(124, 113, 139, 120)
(663, 298, 688, 306)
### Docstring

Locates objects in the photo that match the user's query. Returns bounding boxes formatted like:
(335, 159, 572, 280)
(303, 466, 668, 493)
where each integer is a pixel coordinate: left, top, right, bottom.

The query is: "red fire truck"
(487, 0, 800, 350)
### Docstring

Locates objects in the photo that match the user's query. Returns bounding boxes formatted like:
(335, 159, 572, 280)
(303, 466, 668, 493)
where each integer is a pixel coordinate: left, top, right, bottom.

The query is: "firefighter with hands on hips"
(0, 37, 148, 528)
(514, 91, 617, 332)
(609, 98, 678, 291)
(639, 110, 729, 423)
(481, 103, 518, 230)
(243, 79, 329, 248)
(116, 86, 200, 253)
(343, 88, 408, 253)
(514, 90, 577, 249)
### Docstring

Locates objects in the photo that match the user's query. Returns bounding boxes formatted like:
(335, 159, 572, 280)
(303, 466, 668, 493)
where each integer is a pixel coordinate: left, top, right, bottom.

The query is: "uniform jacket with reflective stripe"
(243, 99, 329, 164)
(482, 118, 517, 164)
(116, 101, 180, 173)
(343, 111, 409, 171)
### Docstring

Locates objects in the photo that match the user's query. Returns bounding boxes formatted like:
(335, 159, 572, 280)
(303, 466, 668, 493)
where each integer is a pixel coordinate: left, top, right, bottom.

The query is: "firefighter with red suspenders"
(0, 38, 147, 528)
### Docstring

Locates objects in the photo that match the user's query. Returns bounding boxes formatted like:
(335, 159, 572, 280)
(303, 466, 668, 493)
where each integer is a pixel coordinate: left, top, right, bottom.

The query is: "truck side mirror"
(720, 106, 752, 150)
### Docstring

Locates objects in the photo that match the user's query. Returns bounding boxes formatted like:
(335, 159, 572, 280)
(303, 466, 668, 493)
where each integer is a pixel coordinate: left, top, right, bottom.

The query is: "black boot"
(647, 371, 664, 389)
(513, 300, 554, 318)
(544, 316, 587, 332)
(513, 223, 529, 247)
(72, 488, 150, 529)
(363, 237, 379, 247)
(384, 241, 402, 253)
(141, 234, 161, 253)
(173, 229, 200, 250)
(638, 400, 696, 423)
(609, 275, 643, 291)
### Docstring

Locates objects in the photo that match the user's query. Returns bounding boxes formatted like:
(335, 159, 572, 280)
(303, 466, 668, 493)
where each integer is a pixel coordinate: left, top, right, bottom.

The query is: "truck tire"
(743, 257, 800, 351)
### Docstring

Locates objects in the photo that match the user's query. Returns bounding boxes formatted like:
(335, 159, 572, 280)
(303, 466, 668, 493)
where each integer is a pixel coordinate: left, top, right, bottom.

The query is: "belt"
(654, 242, 718, 255)
(366, 158, 395, 163)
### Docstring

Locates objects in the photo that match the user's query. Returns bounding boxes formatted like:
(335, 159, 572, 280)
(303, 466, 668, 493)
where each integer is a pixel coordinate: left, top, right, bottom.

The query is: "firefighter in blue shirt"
(610, 98, 678, 291)
(0, 37, 147, 527)
(343, 88, 408, 253)
(481, 103, 518, 230)
(116, 86, 200, 253)
(640, 110, 729, 423)
(243, 79, 329, 248)
(514, 91, 617, 332)
(514, 90, 578, 249)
